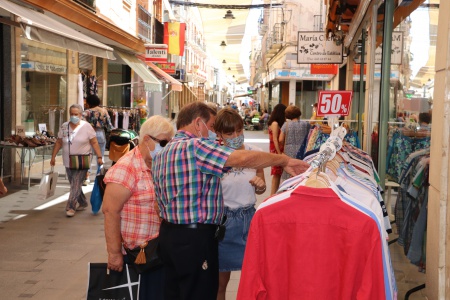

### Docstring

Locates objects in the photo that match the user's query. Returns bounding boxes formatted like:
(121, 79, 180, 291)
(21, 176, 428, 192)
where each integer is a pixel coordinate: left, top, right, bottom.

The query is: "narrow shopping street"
(0, 129, 425, 299)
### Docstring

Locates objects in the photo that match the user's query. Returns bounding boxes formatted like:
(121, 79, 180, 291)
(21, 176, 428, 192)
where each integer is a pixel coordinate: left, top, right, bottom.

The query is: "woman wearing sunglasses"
(102, 115, 175, 300)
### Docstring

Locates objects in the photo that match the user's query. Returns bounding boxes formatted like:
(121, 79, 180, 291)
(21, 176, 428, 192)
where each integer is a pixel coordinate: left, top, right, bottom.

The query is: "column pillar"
(428, 0, 450, 298)
(288, 79, 296, 105)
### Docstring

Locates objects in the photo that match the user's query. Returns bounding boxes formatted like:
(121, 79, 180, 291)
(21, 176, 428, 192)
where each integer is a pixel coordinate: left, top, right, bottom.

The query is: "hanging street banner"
(316, 91, 353, 117)
(297, 31, 343, 64)
(164, 22, 186, 56)
(354, 32, 403, 65)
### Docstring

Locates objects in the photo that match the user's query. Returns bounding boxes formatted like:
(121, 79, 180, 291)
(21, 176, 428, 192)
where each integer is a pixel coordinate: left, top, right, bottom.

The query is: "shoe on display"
(82, 179, 90, 186)
(66, 209, 76, 217)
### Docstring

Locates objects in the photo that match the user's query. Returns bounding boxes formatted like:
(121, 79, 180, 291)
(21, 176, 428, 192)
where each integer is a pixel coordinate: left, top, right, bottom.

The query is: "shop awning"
(115, 50, 161, 92)
(146, 62, 182, 92)
(0, 0, 115, 59)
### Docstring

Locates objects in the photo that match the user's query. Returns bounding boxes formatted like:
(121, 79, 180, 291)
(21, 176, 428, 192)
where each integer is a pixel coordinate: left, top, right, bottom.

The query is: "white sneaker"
(66, 209, 76, 217)
(82, 179, 90, 186)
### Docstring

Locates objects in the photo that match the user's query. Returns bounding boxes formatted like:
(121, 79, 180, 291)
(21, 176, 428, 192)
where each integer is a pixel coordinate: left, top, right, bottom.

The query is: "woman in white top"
(213, 108, 266, 300)
(50, 104, 103, 217)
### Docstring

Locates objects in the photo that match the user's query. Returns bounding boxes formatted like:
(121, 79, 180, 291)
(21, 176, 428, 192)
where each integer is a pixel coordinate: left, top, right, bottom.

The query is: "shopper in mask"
(102, 115, 175, 300)
(213, 108, 266, 300)
(50, 104, 103, 217)
(152, 101, 309, 299)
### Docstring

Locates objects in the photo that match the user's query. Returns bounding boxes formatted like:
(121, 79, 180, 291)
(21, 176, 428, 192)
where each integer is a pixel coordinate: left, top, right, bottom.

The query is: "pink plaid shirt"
(104, 147, 160, 249)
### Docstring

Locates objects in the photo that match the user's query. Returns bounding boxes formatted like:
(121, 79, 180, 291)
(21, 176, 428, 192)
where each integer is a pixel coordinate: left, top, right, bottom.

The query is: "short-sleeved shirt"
(57, 120, 96, 168)
(151, 130, 234, 225)
(221, 144, 260, 209)
(104, 147, 160, 249)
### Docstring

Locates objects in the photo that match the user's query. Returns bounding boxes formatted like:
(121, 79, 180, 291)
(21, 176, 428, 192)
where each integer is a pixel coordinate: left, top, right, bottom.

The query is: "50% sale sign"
(316, 91, 353, 117)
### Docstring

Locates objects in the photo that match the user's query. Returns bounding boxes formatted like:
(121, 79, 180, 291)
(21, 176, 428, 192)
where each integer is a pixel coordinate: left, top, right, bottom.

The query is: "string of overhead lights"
(168, 1, 282, 9)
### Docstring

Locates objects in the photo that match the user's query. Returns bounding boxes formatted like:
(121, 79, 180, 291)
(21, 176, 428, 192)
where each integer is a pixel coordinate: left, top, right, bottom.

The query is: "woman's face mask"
(149, 143, 163, 159)
(70, 116, 80, 124)
(223, 134, 245, 149)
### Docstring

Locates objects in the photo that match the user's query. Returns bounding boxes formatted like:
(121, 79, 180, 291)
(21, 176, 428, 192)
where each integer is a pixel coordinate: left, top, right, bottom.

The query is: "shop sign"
(144, 44, 168, 62)
(21, 61, 35, 70)
(271, 68, 334, 81)
(310, 64, 338, 75)
(154, 62, 176, 74)
(316, 91, 353, 117)
(354, 32, 403, 65)
(34, 62, 66, 74)
(353, 64, 367, 75)
(297, 31, 343, 64)
(353, 70, 399, 82)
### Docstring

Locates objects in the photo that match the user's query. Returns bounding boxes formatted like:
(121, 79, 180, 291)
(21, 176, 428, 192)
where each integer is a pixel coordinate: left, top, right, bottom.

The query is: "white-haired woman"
(50, 104, 103, 217)
(103, 115, 175, 300)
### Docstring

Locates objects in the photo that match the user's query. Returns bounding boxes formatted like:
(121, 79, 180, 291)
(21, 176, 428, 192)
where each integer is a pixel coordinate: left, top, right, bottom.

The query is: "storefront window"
(107, 63, 131, 107)
(393, 9, 436, 124)
(20, 38, 67, 136)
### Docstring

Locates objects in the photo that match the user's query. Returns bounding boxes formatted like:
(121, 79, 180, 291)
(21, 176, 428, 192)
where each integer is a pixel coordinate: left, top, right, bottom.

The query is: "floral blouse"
(84, 108, 113, 132)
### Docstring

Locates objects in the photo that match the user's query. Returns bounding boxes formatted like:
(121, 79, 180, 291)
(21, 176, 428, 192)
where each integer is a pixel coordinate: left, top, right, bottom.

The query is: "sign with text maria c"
(145, 44, 168, 62)
(354, 32, 403, 65)
(316, 91, 353, 117)
(297, 32, 343, 64)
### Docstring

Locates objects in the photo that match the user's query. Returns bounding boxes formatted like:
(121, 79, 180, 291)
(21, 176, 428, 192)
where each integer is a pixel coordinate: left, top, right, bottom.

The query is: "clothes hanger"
(303, 167, 331, 188)
(326, 159, 339, 176)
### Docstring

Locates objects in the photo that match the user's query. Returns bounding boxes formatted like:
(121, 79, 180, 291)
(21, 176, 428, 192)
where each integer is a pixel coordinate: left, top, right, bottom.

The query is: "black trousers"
(158, 221, 219, 300)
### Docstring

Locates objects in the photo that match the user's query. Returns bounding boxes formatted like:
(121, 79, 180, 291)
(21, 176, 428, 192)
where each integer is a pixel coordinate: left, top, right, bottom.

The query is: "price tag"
(316, 91, 353, 117)
(38, 123, 47, 133)
(16, 125, 25, 137)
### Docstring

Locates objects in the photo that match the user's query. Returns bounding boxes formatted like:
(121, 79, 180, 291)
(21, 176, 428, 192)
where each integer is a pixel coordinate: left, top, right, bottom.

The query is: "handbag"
(69, 154, 91, 170)
(124, 237, 163, 274)
(67, 123, 91, 170)
(38, 166, 58, 200)
(86, 263, 140, 300)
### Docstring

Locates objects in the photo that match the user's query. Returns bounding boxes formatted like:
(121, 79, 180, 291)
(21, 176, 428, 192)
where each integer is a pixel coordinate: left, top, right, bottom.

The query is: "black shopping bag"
(86, 263, 140, 300)
(38, 167, 58, 200)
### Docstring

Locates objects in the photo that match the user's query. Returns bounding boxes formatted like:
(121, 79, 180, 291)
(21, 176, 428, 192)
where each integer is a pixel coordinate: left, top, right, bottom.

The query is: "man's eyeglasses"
(148, 135, 170, 147)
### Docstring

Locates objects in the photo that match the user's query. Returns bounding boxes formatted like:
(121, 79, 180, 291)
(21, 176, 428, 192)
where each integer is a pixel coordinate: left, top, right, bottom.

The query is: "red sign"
(310, 64, 338, 75)
(154, 62, 176, 74)
(317, 91, 353, 117)
(353, 64, 367, 75)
